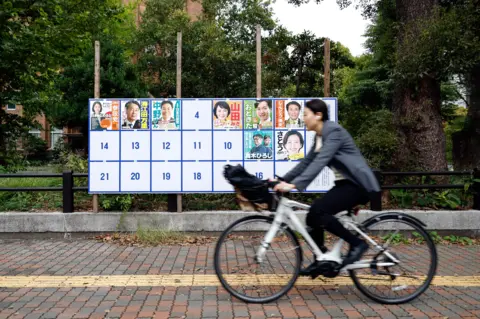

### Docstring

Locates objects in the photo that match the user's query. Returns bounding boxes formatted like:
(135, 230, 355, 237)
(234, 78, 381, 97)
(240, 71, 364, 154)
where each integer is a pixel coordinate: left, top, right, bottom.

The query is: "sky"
(272, 0, 373, 57)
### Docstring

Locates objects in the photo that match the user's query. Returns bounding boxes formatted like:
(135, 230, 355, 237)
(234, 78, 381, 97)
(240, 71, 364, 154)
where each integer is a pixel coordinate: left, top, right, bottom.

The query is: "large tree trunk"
(452, 63, 480, 170)
(392, 0, 448, 171)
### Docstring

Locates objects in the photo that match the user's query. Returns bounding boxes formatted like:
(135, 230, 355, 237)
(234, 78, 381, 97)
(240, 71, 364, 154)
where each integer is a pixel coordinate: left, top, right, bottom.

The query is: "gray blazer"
(282, 121, 380, 198)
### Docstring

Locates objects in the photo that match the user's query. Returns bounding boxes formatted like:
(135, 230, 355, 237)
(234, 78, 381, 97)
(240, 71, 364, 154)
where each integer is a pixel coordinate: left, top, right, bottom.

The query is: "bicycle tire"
(348, 213, 438, 304)
(214, 215, 302, 303)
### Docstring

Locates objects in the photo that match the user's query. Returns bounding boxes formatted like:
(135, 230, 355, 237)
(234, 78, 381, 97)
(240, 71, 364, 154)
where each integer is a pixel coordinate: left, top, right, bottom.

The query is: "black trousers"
(306, 179, 370, 248)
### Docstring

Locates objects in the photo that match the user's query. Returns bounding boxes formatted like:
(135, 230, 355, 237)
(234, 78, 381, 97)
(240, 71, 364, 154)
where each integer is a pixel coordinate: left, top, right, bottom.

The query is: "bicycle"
(214, 168, 438, 305)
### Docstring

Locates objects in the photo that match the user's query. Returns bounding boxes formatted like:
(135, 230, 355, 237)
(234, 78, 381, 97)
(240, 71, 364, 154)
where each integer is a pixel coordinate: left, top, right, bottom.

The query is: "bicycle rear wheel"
(214, 215, 302, 303)
(348, 213, 437, 304)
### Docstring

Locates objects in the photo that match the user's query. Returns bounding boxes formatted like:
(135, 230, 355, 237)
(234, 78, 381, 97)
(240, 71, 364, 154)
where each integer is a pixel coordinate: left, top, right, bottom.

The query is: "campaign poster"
(152, 100, 181, 130)
(90, 100, 120, 131)
(275, 99, 304, 129)
(244, 130, 273, 160)
(244, 99, 273, 129)
(120, 100, 144, 130)
(275, 130, 305, 160)
(139, 100, 150, 129)
(213, 100, 242, 129)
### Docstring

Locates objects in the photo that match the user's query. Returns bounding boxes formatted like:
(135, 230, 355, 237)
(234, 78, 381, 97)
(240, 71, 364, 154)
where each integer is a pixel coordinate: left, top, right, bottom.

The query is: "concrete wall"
(0, 210, 478, 236)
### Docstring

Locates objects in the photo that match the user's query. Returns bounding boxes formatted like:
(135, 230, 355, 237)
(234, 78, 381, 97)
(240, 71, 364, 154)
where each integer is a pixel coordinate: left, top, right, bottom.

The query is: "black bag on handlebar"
(223, 164, 277, 212)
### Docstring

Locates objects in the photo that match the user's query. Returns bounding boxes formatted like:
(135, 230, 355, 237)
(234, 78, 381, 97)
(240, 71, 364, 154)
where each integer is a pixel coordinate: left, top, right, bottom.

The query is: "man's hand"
(273, 181, 295, 192)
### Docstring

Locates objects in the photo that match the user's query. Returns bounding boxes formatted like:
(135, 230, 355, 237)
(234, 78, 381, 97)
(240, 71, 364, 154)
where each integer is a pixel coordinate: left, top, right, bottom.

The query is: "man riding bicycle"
(272, 99, 381, 276)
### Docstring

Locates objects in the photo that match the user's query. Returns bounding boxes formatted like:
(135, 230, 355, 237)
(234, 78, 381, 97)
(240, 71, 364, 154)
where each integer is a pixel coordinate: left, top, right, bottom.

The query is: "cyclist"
(272, 99, 381, 275)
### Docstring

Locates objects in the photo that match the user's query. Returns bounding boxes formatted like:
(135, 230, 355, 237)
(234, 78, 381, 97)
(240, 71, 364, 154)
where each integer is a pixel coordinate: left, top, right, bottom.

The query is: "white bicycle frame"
(255, 196, 400, 271)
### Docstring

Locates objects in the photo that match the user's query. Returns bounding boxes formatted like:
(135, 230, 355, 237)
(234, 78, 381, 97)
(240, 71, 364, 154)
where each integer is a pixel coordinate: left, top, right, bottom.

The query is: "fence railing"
(0, 170, 478, 213)
(370, 169, 479, 211)
(0, 171, 87, 213)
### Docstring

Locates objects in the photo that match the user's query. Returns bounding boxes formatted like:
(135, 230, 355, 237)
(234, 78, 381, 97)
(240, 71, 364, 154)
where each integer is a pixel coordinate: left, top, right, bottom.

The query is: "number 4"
(195, 111, 199, 118)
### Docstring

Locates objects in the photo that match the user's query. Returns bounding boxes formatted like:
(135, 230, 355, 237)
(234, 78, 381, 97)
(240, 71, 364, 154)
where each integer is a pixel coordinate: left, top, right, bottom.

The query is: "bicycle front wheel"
(214, 215, 302, 303)
(349, 213, 438, 304)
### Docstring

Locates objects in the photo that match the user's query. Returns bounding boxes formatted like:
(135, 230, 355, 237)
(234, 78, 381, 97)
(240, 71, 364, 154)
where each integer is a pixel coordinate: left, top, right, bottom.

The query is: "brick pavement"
(0, 239, 479, 318)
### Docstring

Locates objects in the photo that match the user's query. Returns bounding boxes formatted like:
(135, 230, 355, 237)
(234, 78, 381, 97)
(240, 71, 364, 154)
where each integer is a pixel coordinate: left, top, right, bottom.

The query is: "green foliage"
(136, 226, 186, 245)
(387, 175, 473, 210)
(0, 109, 42, 170)
(395, 0, 480, 85)
(355, 109, 399, 169)
(100, 194, 133, 212)
(46, 36, 148, 132)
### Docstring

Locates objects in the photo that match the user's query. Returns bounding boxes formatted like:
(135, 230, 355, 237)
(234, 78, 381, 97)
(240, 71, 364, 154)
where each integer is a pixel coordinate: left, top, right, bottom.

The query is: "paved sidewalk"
(0, 239, 479, 318)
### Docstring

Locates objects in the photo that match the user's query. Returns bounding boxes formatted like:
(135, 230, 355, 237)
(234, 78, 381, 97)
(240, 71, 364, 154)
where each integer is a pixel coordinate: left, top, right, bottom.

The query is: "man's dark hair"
(283, 130, 304, 148)
(125, 100, 140, 110)
(253, 133, 263, 139)
(305, 99, 329, 121)
(254, 99, 271, 109)
(286, 101, 301, 111)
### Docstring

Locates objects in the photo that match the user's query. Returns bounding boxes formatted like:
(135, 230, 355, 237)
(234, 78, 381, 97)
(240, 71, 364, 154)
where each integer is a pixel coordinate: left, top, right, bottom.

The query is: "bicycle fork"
(254, 211, 285, 263)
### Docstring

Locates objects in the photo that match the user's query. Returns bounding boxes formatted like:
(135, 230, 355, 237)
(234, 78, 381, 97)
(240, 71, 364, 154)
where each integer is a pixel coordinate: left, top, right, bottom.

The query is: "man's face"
(126, 103, 139, 121)
(264, 137, 271, 146)
(256, 101, 270, 121)
(288, 104, 300, 120)
(162, 103, 173, 120)
(253, 136, 262, 146)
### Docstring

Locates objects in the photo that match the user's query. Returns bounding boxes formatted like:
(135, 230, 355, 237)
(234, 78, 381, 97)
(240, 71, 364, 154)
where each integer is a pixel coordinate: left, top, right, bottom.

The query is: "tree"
(0, 0, 130, 164)
(46, 37, 148, 152)
(286, 0, 450, 171)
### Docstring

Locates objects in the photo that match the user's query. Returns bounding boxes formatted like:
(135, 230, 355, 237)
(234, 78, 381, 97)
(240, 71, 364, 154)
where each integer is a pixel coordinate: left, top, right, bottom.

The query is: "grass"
(95, 226, 218, 247)
(0, 175, 91, 212)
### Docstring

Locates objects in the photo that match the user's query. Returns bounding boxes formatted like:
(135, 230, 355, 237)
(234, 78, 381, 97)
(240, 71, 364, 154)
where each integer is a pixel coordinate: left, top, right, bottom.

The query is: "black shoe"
(299, 246, 328, 277)
(342, 241, 369, 266)
(299, 261, 319, 277)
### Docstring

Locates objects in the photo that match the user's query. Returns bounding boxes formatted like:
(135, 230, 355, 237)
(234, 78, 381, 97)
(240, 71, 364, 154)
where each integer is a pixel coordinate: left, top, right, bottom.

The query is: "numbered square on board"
(212, 100, 242, 129)
(120, 162, 150, 192)
(121, 99, 149, 130)
(151, 162, 181, 192)
(306, 168, 335, 192)
(244, 161, 274, 181)
(90, 100, 120, 131)
(275, 99, 305, 129)
(151, 99, 181, 130)
(182, 131, 212, 161)
(305, 130, 317, 153)
(213, 161, 242, 192)
(275, 130, 306, 161)
(182, 100, 212, 130)
(89, 131, 120, 161)
(213, 131, 243, 161)
(244, 130, 273, 160)
(274, 161, 298, 179)
(89, 162, 119, 192)
(120, 131, 151, 161)
(151, 131, 181, 161)
(182, 162, 212, 191)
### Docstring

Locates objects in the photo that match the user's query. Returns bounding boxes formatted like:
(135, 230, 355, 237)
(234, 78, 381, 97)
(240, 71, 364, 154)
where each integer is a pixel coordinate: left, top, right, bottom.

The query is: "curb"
(0, 210, 479, 236)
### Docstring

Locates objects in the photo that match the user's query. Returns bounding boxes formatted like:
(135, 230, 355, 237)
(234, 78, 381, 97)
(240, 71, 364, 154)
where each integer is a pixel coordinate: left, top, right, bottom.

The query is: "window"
(51, 128, 63, 148)
(29, 129, 41, 139)
(6, 104, 16, 110)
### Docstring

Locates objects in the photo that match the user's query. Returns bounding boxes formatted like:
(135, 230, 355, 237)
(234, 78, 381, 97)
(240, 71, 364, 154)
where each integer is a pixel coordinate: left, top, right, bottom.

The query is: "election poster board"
(88, 97, 338, 194)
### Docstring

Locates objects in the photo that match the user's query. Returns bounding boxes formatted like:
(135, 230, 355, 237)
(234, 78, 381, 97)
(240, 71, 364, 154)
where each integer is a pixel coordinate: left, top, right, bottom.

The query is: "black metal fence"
(370, 169, 480, 211)
(0, 171, 87, 213)
(0, 170, 479, 212)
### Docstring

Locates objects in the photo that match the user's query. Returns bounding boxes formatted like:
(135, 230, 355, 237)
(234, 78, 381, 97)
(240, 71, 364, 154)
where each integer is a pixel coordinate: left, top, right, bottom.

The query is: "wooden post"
(168, 31, 183, 213)
(176, 31, 182, 213)
(324, 38, 331, 97)
(256, 25, 262, 99)
(93, 40, 100, 213)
